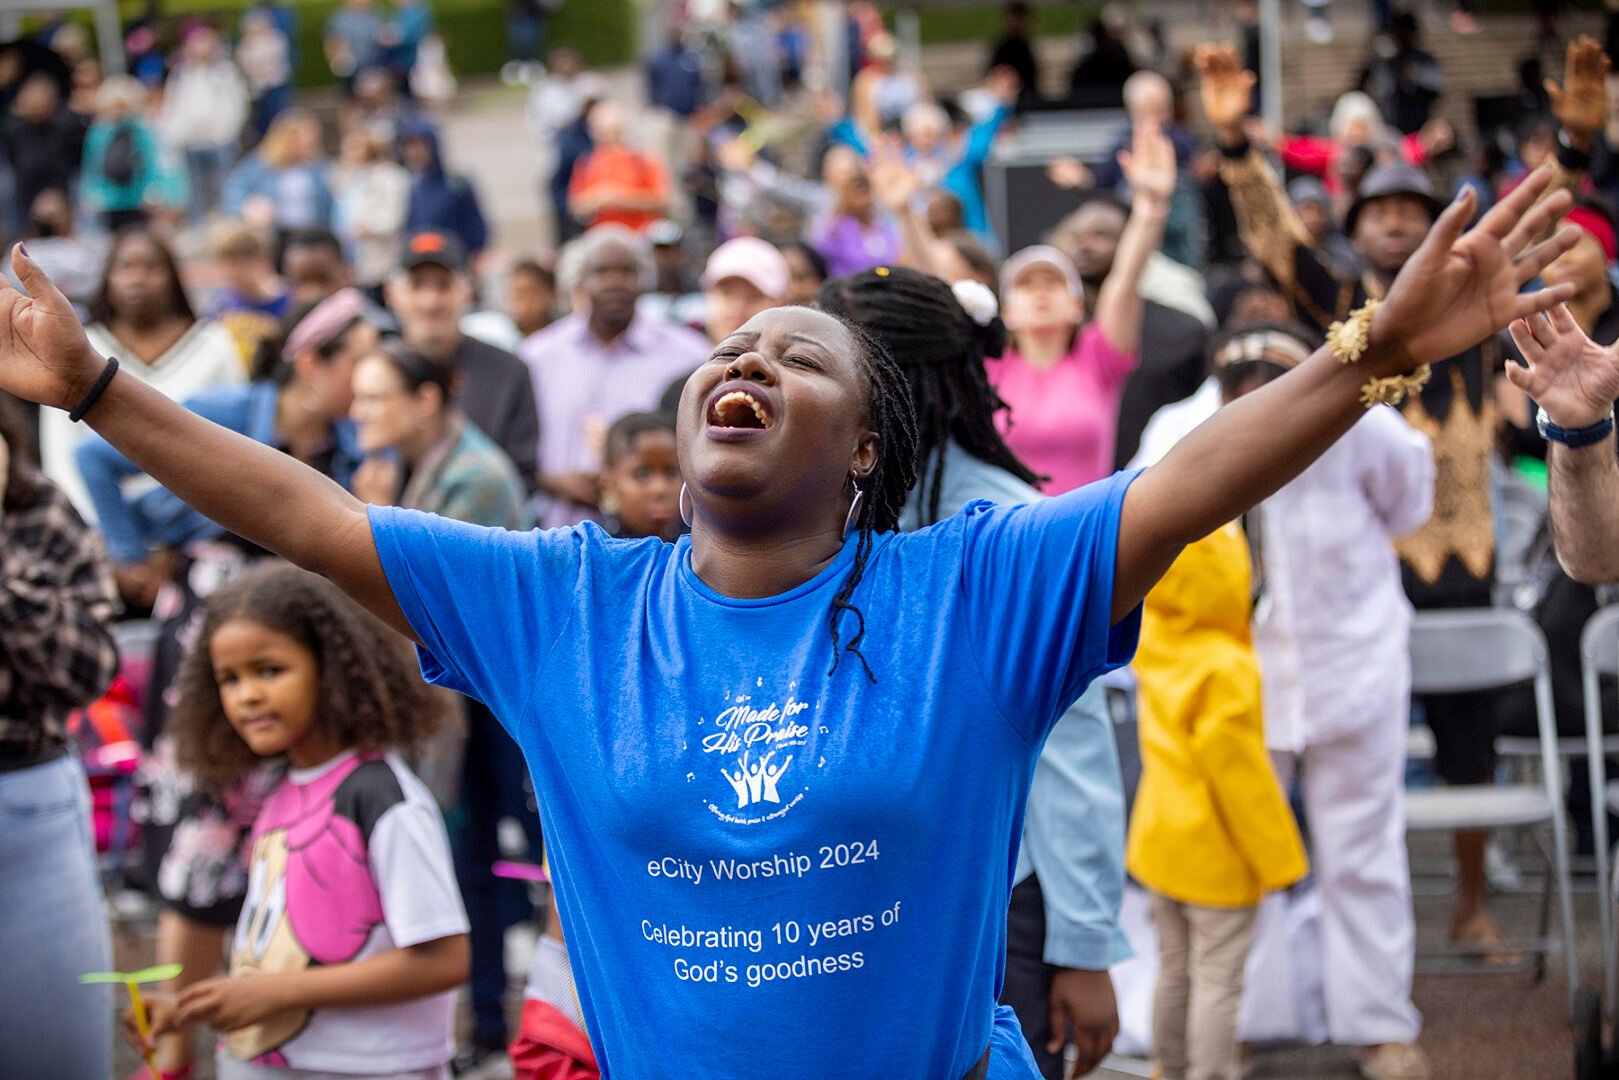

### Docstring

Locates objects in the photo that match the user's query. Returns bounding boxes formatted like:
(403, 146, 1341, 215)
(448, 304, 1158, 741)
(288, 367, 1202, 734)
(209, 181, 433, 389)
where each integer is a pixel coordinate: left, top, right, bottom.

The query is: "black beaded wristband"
(68, 356, 119, 423)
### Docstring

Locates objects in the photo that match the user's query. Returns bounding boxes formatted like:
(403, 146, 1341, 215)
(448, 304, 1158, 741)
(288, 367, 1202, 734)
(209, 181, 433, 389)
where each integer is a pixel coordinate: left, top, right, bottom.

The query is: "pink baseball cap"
(999, 244, 1083, 299)
(701, 237, 790, 301)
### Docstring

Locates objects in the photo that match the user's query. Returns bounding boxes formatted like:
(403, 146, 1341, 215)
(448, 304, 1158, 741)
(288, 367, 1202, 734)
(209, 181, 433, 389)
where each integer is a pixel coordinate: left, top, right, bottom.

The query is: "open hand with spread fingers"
(0, 244, 105, 412)
(1366, 168, 1581, 375)
(1507, 304, 1619, 430)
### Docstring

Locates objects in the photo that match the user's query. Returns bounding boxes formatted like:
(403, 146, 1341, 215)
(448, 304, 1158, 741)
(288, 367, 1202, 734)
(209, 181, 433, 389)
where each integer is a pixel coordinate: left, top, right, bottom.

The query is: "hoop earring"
(843, 478, 864, 539)
(679, 482, 694, 528)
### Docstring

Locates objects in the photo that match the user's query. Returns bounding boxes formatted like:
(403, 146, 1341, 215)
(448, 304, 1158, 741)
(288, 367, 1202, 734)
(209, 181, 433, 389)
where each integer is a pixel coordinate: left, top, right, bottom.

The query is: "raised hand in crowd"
(1417, 117, 1454, 159)
(1508, 303, 1619, 584)
(1116, 116, 1177, 206)
(0, 245, 101, 413)
(1045, 156, 1094, 191)
(1085, 117, 1175, 361)
(984, 64, 1023, 107)
(1507, 304, 1619, 431)
(869, 136, 943, 276)
(1194, 42, 1255, 147)
(868, 137, 920, 215)
(1545, 33, 1611, 153)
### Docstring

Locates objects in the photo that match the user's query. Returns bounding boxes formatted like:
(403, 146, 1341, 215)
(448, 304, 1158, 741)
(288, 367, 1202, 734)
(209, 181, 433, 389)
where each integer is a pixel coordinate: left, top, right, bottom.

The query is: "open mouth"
(707, 389, 774, 431)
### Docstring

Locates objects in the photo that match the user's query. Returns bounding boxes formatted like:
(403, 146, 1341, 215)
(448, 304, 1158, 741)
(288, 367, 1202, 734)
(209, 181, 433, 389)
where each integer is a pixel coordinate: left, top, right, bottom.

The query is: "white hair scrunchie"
(951, 279, 999, 327)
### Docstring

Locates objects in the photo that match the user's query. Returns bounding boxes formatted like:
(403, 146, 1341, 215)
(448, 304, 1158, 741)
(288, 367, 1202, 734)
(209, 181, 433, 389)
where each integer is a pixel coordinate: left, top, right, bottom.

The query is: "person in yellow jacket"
(1127, 518, 1307, 1080)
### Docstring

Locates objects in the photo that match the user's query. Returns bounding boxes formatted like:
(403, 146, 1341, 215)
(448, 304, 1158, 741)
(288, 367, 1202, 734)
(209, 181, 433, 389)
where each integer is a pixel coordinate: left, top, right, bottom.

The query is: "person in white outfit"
(1218, 322, 1436, 1080)
(158, 25, 249, 221)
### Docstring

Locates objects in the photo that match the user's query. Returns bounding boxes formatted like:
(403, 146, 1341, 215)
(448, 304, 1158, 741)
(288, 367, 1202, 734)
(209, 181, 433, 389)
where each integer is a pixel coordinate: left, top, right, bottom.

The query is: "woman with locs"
(0, 171, 1581, 1078)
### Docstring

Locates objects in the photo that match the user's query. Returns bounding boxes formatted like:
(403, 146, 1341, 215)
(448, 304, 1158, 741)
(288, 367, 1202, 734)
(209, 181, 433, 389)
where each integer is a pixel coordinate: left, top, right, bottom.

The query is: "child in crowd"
(128, 563, 469, 1080)
(1221, 323, 1435, 1080)
(206, 222, 292, 372)
(1127, 493, 1307, 1080)
(598, 411, 682, 542)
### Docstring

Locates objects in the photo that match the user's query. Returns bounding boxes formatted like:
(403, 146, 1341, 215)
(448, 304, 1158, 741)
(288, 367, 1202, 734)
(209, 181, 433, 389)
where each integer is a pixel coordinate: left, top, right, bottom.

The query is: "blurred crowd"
(4, 3, 1619, 1080)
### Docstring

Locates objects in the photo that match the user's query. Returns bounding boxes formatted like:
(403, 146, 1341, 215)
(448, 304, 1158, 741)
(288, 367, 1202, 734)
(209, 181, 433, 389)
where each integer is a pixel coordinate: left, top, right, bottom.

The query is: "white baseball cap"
(701, 237, 791, 301)
(999, 244, 1083, 299)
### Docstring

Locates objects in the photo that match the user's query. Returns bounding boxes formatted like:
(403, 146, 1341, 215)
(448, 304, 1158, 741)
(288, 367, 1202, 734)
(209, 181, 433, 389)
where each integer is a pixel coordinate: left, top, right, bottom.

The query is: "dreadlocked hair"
(812, 309, 919, 683)
(816, 267, 1042, 526)
(168, 562, 447, 793)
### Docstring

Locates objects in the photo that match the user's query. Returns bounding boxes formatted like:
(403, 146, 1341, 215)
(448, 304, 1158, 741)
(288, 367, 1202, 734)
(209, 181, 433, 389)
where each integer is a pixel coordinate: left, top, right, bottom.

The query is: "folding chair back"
(1410, 608, 1546, 694)
(1581, 605, 1619, 1011)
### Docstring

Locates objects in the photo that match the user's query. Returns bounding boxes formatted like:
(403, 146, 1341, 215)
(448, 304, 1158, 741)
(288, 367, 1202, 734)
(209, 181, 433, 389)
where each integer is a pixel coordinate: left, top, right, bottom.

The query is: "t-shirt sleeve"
(958, 469, 1144, 743)
(368, 791, 470, 948)
(368, 504, 581, 723)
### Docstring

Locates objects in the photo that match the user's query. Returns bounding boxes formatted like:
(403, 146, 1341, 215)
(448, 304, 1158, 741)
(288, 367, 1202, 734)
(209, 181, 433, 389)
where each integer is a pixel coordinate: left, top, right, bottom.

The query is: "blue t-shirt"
(369, 471, 1142, 1079)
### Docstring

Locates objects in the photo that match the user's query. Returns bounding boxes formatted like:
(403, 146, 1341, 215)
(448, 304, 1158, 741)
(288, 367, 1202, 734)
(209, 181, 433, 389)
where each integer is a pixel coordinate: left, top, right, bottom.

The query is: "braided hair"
(814, 310, 919, 683)
(816, 267, 1042, 527)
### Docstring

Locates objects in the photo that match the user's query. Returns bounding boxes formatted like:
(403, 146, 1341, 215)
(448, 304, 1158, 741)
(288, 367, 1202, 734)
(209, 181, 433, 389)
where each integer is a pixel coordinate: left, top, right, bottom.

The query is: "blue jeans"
(185, 143, 236, 221)
(506, 11, 548, 63)
(452, 700, 542, 1047)
(0, 753, 113, 1079)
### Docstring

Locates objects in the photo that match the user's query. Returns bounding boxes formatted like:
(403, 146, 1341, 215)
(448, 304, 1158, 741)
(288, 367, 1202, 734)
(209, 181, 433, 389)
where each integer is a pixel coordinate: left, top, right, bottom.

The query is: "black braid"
(813, 310, 919, 683)
(816, 268, 1044, 527)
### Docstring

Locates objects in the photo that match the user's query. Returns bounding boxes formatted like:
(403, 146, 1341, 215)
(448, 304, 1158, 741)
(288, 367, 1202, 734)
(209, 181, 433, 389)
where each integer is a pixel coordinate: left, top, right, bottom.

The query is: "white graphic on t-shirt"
(718, 751, 796, 808)
(700, 685, 814, 823)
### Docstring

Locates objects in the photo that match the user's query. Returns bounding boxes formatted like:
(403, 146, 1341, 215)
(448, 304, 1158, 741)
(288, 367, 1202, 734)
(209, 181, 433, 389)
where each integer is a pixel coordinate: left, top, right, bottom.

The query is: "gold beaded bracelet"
(1327, 299, 1430, 408)
(1326, 299, 1380, 365)
(1359, 363, 1433, 408)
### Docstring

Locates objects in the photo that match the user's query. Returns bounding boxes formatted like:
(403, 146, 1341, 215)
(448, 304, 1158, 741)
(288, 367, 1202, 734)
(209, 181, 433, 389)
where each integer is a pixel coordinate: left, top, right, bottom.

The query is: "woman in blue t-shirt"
(0, 171, 1579, 1079)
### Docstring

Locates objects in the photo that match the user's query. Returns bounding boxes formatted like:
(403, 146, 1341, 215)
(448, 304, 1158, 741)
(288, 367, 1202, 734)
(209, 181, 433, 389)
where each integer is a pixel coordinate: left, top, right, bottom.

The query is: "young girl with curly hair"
(128, 562, 469, 1080)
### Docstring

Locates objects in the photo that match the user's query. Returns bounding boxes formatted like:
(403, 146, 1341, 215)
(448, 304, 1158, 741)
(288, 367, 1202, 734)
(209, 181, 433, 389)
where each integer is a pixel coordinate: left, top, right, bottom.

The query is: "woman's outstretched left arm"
(1109, 169, 1580, 622)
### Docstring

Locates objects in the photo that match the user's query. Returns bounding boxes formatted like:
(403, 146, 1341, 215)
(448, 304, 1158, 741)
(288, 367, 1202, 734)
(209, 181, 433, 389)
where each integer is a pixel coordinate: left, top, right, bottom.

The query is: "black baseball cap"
(1345, 163, 1444, 236)
(401, 229, 468, 274)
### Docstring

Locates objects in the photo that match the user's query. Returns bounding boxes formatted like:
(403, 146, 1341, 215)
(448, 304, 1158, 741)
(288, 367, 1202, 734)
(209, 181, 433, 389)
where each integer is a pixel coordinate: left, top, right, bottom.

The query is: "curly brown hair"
(169, 562, 442, 791)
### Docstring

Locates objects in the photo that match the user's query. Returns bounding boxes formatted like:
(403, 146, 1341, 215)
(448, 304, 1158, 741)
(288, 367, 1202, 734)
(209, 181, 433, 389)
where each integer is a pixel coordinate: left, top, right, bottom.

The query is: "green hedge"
(104, 0, 635, 85)
(900, 4, 1100, 46)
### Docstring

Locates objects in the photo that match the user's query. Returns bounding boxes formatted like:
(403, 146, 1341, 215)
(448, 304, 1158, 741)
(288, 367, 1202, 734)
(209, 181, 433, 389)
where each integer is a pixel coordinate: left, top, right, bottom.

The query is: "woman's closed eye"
(784, 354, 823, 371)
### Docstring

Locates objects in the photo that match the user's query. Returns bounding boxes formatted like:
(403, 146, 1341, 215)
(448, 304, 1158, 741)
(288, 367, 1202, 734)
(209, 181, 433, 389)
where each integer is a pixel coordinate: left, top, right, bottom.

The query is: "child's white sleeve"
(368, 789, 470, 948)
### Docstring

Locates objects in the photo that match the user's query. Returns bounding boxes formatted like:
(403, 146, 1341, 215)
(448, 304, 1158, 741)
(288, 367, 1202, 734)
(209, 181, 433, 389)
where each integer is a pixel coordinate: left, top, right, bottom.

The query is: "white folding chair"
(1582, 605, 1619, 1013)
(1405, 609, 1580, 1018)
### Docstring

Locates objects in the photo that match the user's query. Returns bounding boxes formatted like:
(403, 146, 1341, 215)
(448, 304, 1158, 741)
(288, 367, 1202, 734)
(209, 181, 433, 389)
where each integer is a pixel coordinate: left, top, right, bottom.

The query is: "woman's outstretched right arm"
(0, 244, 411, 638)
